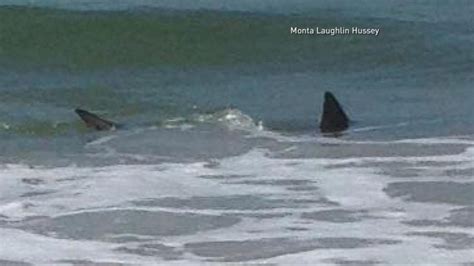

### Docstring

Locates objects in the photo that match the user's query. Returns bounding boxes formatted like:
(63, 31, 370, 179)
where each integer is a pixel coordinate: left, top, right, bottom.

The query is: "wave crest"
(192, 108, 263, 131)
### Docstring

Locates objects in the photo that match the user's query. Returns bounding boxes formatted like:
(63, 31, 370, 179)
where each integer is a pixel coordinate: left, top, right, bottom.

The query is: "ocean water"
(0, 1, 473, 265)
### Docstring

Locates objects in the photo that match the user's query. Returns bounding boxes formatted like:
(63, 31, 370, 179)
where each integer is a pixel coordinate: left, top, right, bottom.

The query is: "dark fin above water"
(75, 108, 116, 131)
(319, 91, 350, 134)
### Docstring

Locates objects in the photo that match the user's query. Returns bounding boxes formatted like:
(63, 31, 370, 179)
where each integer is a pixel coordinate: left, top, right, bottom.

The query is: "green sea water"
(0, 5, 472, 139)
(0, 6, 451, 70)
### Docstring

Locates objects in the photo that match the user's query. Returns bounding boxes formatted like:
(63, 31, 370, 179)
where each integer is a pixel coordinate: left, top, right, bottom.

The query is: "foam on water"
(0, 228, 164, 265)
(0, 135, 473, 264)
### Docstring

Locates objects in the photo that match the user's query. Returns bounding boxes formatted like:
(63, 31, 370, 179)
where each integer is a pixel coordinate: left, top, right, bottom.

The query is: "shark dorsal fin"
(75, 108, 116, 131)
(319, 91, 349, 133)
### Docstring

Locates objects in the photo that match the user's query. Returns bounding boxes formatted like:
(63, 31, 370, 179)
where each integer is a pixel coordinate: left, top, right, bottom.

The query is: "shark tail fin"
(75, 108, 116, 131)
(319, 91, 350, 133)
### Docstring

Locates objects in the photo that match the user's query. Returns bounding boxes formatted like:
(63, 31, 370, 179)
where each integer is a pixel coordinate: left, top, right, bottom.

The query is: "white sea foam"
(0, 137, 473, 264)
(0, 228, 164, 265)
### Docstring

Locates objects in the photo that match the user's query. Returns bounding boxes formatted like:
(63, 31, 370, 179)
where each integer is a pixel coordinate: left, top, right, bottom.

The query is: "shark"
(319, 91, 350, 134)
(75, 108, 117, 131)
(75, 91, 351, 135)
